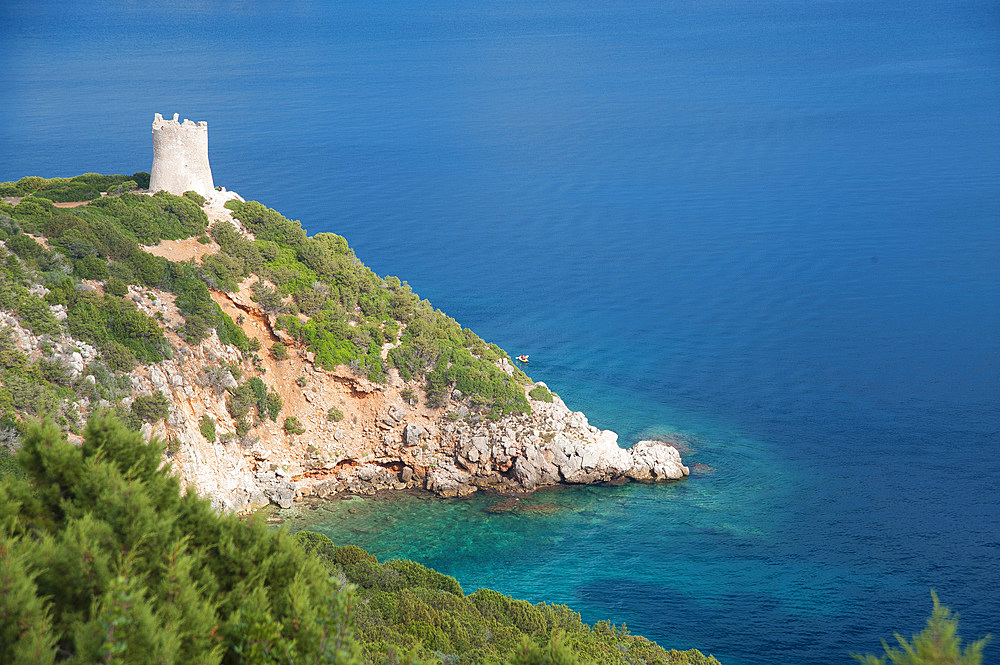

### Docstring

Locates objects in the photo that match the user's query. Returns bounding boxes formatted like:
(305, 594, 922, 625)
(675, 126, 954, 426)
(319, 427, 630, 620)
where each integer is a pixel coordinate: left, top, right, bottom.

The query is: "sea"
(1, 2, 997, 663)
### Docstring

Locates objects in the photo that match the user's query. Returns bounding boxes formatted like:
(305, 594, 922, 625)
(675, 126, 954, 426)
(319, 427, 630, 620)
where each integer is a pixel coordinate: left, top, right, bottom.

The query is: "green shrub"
(199, 414, 216, 442)
(224, 361, 242, 382)
(226, 377, 280, 426)
(99, 340, 138, 372)
(17, 294, 61, 336)
(183, 190, 206, 206)
(226, 381, 257, 423)
(6, 233, 43, 260)
(234, 416, 251, 436)
(252, 281, 285, 314)
(382, 559, 464, 596)
(110, 179, 138, 196)
(283, 416, 305, 435)
(0, 446, 23, 479)
(35, 173, 140, 202)
(65, 293, 168, 365)
(34, 178, 100, 202)
(12, 197, 55, 227)
(265, 387, 282, 421)
(73, 255, 109, 280)
(87, 191, 207, 244)
(213, 305, 255, 354)
(529, 384, 554, 403)
(327, 407, 344, 422)
(5, 175, 48, 196)
(105, 277, 128, 296)
(169, 266, 217, 344)
(130, 391, 170, 424)
(131, 171, 151, 189)
(271, 341, 288, 361)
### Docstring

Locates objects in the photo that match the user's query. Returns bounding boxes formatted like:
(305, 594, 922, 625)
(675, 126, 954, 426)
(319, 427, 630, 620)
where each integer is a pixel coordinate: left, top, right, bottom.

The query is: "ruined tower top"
(149, 113, 215, 199)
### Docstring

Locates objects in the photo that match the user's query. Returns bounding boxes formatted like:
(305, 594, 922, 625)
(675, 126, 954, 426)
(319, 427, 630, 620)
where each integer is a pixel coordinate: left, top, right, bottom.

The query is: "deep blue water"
(2, 2, 998, 663)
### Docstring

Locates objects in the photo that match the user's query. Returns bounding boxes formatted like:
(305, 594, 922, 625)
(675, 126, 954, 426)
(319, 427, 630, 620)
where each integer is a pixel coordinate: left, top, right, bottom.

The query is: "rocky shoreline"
(305, 388, 690, 503)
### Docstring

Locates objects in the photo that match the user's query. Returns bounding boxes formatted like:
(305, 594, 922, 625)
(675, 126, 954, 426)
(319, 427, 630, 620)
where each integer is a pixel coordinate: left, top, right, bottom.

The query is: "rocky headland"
(0, 187, 688, 513)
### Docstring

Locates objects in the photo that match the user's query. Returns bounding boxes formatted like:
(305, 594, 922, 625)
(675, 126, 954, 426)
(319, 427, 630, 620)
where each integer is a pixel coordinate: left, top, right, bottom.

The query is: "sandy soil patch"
(143, 236, 220, 263)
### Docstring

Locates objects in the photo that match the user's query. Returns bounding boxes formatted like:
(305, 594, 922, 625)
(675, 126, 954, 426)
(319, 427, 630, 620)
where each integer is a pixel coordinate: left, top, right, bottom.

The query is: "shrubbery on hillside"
(529, 384, 554, 403)
(223, 199, 532, 415)
(0, 171, 536, 449)
(0, 184, 256, 439)
(0, 327, 78, 428)
(0, 174, 536, 422)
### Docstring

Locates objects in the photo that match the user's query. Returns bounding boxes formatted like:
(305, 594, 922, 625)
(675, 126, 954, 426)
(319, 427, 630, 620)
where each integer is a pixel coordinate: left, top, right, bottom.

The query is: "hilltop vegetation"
(0, 183, 247, 435)
(0, 173, 531, 448)
(0, 172, 150, 203)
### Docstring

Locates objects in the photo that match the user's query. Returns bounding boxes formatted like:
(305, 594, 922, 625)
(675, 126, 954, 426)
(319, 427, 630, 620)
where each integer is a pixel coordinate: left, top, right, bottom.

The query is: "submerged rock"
(520, 503, 563, 515)
(484, 497, 521, 514)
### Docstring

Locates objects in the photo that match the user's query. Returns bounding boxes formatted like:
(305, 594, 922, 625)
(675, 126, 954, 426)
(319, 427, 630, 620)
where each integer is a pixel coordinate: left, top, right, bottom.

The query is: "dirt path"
(2, 196, 91, 208)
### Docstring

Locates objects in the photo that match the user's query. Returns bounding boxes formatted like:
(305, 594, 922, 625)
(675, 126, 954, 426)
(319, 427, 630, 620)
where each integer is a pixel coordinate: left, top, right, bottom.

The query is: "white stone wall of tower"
(149, 113, 215, 199)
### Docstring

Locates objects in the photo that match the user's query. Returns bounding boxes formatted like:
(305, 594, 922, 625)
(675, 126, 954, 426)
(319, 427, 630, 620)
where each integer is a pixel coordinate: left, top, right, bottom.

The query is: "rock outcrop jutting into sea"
(132, 192, 688, 511)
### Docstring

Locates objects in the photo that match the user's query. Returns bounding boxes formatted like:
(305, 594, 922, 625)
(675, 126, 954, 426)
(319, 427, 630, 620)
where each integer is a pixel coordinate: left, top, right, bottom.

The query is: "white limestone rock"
(425, 465, 475, 497)
(626, 440, 690, 481)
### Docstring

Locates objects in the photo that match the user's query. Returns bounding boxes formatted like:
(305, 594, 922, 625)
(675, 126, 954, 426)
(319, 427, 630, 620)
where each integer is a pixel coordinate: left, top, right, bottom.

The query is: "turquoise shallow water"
(2, 1, 998, 663)
(285, 417, 791, 657)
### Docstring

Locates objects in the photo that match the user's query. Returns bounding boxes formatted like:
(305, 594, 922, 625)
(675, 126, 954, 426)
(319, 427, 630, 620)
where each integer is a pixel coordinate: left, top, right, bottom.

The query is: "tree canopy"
(0, 415, 360, 665)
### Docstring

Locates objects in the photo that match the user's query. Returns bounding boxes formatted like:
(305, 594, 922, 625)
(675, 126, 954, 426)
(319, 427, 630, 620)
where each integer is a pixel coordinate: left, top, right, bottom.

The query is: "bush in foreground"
(0, 415, 360, 665)
(852, 591, 991, 665)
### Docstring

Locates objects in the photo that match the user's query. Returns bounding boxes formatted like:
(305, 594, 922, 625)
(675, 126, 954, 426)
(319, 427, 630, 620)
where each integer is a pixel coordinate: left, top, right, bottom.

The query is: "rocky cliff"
(0, 188, 688, 513)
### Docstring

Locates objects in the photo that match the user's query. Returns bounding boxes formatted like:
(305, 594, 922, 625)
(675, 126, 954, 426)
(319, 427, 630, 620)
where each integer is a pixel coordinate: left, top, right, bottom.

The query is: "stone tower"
(149, 113, 215, 198)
